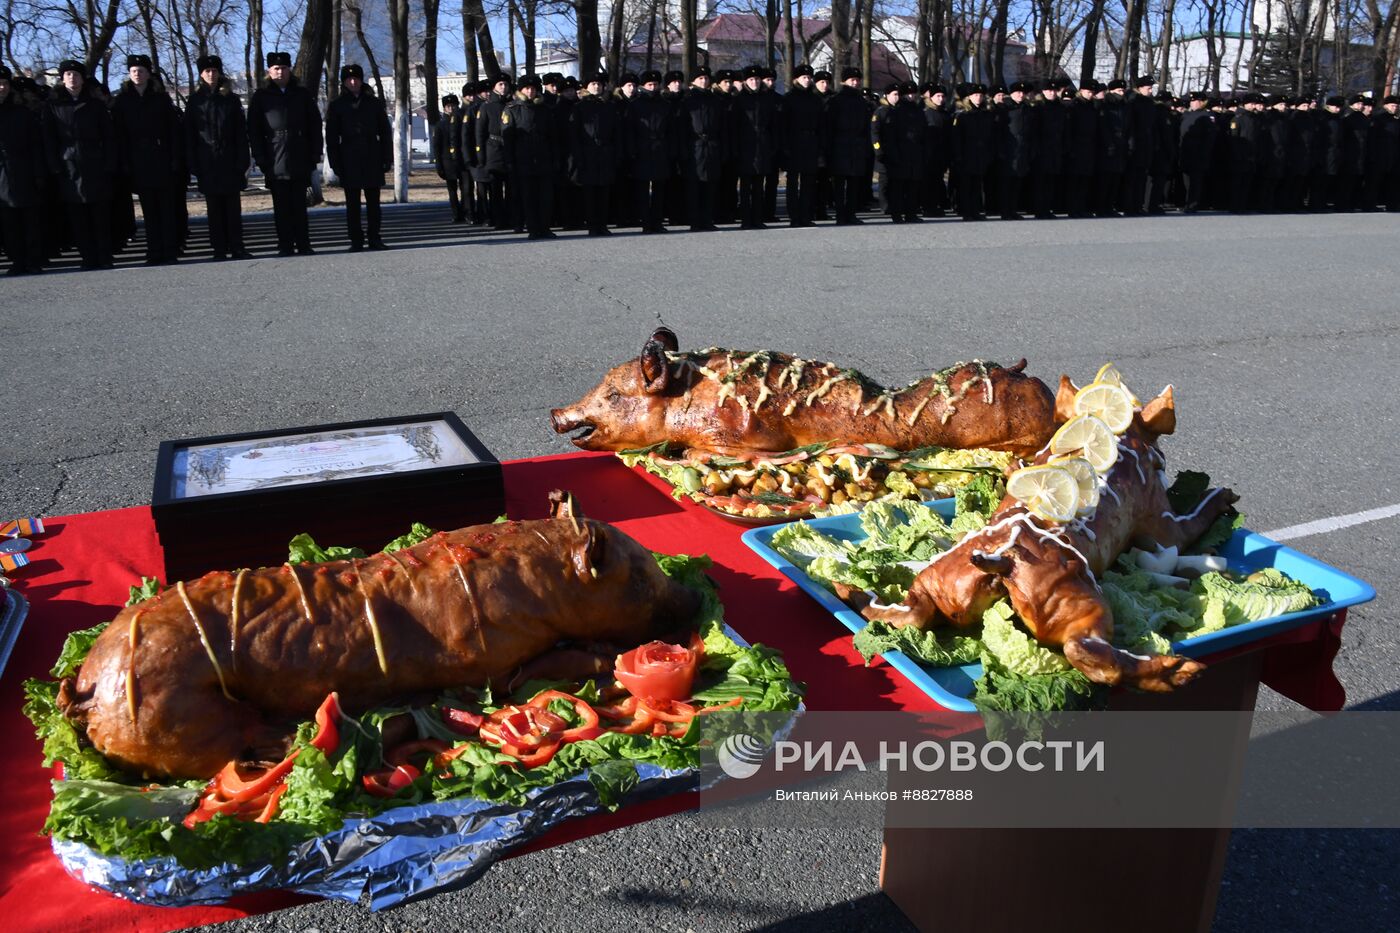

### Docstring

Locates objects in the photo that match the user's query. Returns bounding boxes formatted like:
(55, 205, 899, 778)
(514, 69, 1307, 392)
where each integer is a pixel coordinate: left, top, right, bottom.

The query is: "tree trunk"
(424, 0, 441, 127)
(830, 0, 851, 78)
(349, 2, 386, 98)
(327, 0, 341, 104)
(764, 0, 778, 70)
(680, 0, 698, 76)
(606, 0, 624, 78)
(507, 3, 517, 75)
(574, 0, 601, 79)
(83, 0, 123, 76)
(859, 0, 872, 84)
(389, 0, 411, 202)
(990, 0, 1009, 85)
(785, 0, 796, 81)
(462, 1, 479, 81)
(916, 0, 931, 83)
(294, 0, 334, 99)
(464, 0, 500, 80)
(1081, 0, 1105, 84)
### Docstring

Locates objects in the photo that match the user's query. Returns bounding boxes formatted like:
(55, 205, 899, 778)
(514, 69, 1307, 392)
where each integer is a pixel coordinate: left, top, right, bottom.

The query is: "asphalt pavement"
(4, 203, 1398, 931)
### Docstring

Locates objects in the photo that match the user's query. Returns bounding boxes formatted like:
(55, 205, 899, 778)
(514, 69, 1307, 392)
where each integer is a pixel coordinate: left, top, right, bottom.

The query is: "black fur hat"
(196, 54, 223, 72)
(340, 63, 364, 82)
(266, 51, 292, 68)
(126, 54, 153, 70)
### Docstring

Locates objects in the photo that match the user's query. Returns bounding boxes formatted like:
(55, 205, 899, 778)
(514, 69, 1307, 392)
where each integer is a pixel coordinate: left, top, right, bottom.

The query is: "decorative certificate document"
(170, 419, 477, 498)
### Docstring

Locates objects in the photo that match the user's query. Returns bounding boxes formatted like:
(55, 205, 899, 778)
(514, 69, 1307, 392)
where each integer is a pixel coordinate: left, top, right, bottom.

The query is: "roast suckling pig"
(863, 381, 1238, 692)
(58, 492, 701, 780)
(551, 329, 1058, 457)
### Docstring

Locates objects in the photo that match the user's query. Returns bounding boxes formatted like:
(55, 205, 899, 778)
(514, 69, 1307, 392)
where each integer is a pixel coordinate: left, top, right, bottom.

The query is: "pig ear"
(649, 327, 679, 352)
(640, 332, 673, 395)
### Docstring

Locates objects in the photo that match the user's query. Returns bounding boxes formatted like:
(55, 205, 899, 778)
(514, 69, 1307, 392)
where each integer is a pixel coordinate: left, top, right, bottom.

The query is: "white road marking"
(1259, 504, 1400, 542)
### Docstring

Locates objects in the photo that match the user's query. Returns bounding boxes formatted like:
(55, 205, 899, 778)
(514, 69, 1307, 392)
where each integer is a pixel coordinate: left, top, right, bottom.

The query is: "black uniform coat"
(734, 88, 779, 176)
(434, 110, 462, 180)
(1288, 109, 1315, 177)
(185, 79, 250, 196)
(0, 96, 47, 207)
(248, 76, 323, 183)
(677, 88, 727, 181)
(997, 100, 1032, 176)
(1096, 96, 1128, 173)
(1339, 109, 1368, 175)
(823, 86, 871, 176)
(474, 91, 511, 174)
(1228, 109, 1260, 170)
(1065, 96, 1098, 176)
(326, 89, 391, 189)
(624, 90, 675, 181)
(1261, 111, 1290, 179)
(502, 96, 556, 177)
(41, 86, 116, 203)
(1030, 99, 1066, 174)
(873, 98, 927, 180)
(924, 103, 952, 175)
(1125, 91, 1157, 170)
(952, 102, 994, 174)
(1153, 104, 1178, 177)
(111, 80, 182, 190)
(1178, 110, 1216, 174)
(1368, 111, 1399, 175)
(569, 93, 621, 185)
(781, 84, 823, 173)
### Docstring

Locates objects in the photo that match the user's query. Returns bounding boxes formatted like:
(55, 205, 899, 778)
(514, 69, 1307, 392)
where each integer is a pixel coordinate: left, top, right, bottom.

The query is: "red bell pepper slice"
(441, 706, 486, 736)
(527, 690, 602, 743)
(309, 692, 341, 755)
(387, 739, 450, 771)
(361, 763, 422, 798)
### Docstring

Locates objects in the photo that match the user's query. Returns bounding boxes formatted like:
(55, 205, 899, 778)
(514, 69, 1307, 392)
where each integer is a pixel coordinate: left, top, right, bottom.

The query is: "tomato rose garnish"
(614, 637, 701, 703)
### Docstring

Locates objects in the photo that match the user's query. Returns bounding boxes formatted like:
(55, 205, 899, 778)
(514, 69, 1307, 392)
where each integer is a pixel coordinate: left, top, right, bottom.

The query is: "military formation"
(2, 52, 1399, 274)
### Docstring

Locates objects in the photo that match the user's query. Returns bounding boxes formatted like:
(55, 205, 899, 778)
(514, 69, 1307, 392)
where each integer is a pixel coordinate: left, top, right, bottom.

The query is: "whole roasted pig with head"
(863, 380, 1238, 692)
(58, 493, 702, 780)
(551, 329, 1058, 456)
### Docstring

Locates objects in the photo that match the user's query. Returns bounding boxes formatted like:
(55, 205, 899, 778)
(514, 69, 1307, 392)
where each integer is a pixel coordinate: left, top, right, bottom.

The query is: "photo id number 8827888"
(901, 789, 974, 802)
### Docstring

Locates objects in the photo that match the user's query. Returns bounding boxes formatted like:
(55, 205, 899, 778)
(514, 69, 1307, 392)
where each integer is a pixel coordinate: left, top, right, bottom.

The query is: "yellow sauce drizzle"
(383, 549, 415, 593)
(126, 611, 141, 722)
(285, 562, 315, 625)
(177, 581, 235, 701)
(229, 568, 246, 669)
(353, 560, 390, 676)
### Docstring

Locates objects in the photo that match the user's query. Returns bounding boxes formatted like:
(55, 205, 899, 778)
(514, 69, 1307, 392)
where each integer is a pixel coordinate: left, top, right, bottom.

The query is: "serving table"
(0, 452, 1349, 933)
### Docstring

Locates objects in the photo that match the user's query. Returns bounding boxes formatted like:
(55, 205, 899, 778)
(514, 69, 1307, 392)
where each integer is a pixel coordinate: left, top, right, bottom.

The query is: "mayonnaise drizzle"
(285, 562, 314, 625)
(1164, 486, 1226, 523)
(177, 581, 235, 701)
(383, 549, 416, 593)
(353, 559, 389, 675)
(126, 610, 141, 722)
(229, 568, 246, 669)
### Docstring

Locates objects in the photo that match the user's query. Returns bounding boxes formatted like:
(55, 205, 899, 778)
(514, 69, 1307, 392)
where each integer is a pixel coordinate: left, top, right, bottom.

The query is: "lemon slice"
(1095, 362, 1123, 385)
(1007, 464, 1080, 523)
(1092, 362, 1140, 406)
(1073, 381, 1135, 433)
(1048, 455, 1100, 512)
(1050, 414, 1120, 472)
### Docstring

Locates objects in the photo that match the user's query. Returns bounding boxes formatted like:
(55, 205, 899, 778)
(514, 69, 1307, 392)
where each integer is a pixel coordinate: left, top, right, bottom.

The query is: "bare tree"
(388, 0, 410, 200)
(423, 0, 441, 127)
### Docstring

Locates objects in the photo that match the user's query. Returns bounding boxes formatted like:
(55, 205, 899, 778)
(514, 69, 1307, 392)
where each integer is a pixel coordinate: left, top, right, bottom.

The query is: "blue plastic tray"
(742, 501, 1377, 712)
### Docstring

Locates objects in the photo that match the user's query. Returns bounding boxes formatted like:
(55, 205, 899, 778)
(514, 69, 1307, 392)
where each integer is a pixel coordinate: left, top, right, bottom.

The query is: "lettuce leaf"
(852, 619, 983, 667)
(286, 533, 367, 564)
(1166, 470, 1213, 514)
(979, 601, 1073, 675)
(382, 522, 437, 553)
(858, 499, 951, 559)
(1101, 566, 1203, 654)
(50, 621, 111, 679)
(126, 577, 163, 606)
(1189, 510, 1245, 554)
(1189, 569, 1321, 637)
(22, 679, 126, 781)
(769, 522, 853, 571)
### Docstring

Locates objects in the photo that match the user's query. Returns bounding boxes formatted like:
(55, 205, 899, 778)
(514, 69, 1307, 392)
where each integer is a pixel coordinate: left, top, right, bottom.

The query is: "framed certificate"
(167, 417, 481, 499)
(152, 412, 504, 582)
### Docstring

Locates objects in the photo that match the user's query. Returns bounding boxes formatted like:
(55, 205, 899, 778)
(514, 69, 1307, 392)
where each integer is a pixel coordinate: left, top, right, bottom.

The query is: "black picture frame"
(151, 412, 505, 582)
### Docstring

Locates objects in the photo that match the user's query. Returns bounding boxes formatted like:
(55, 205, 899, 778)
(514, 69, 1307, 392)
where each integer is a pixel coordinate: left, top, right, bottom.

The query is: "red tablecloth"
(0, 452, 1348, 932)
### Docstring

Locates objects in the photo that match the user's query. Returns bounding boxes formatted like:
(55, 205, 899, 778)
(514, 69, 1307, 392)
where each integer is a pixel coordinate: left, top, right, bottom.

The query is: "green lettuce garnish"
(979, 600, 1072, 676)
(852, 619, 983, 667)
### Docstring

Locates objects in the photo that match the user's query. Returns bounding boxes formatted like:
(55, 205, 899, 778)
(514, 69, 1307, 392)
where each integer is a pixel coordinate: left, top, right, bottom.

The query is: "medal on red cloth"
(0, 551, 29, 573)
(1, 517, 44, 538)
